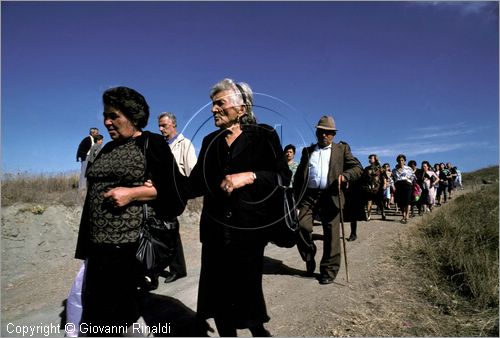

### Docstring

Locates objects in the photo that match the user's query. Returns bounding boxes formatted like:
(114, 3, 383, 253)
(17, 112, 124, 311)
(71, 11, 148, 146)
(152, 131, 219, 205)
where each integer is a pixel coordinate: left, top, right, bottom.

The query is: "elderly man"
(293, 116, 362, 284)
(158, 112, 197, 283)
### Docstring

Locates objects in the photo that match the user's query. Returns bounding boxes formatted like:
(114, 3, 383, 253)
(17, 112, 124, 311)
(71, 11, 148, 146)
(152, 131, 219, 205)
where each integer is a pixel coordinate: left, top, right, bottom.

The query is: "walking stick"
(338, 177, 349, 283)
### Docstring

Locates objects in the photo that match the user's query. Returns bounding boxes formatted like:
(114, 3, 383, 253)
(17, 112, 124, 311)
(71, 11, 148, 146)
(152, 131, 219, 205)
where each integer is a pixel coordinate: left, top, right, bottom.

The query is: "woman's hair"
(93, 134, 104, 142)
(103, 87, 150, 129)
(369, 154, 380, 166)
(421, 160, 430, 169)
(209, 78, 257, 125)
(408, 160, 417, 167)
(396, 154, 406, 162)
(284, 144, 296, 154)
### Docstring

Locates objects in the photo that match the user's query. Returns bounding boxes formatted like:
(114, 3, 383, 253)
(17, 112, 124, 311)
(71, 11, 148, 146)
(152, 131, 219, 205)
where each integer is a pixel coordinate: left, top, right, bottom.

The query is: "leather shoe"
(139, 275, 158, 292)
(306, 259, 316, 275)
(319, 274, 334, 285)
(347, 234, 357, 242)
(163, 271, 186, 283)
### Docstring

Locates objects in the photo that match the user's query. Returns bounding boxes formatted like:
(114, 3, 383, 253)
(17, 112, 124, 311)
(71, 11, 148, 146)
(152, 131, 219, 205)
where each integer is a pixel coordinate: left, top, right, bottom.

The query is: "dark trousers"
(296, 189, 341, 279)
(168, 222, 187, 275)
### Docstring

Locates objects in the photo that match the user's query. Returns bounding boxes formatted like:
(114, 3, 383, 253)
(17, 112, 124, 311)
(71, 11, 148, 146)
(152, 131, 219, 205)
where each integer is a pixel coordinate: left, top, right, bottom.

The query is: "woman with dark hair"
(381, 163, 394, 210)
(74, 86, 186, 335)
(408, 160, 422, 217)
(392, 154, 415, 224)
(421, 161, 439, 212)
(188, 78, 290, 336)
(361, 154, 385, 221)
(284, 144, 298, 184)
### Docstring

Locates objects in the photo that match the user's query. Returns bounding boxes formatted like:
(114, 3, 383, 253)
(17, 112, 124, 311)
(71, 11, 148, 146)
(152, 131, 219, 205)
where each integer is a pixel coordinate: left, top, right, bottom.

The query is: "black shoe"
(163, 271, 187, 283)
(318, 274, 334, 285)
(139, 275, 158, 292)
(306, 259, 316, 275)
(347, 234, 357, 242)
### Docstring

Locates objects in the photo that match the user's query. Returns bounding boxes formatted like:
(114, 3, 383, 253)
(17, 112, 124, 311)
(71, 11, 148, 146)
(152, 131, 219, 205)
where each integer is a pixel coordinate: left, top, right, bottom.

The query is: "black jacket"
(189, 124, 291, 244)
(76, 135, 93, 161)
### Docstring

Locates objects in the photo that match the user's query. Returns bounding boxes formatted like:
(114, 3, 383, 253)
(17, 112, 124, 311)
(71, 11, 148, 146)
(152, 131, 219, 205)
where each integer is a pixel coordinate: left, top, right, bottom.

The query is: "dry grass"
(1, 172, 84, 207)
(394, 166, 499, 336)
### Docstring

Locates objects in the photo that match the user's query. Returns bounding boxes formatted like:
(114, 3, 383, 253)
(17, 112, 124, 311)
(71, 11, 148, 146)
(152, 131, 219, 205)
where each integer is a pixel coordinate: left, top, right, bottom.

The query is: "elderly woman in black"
(189, 79, 291, 337)
(75, 87, 185, 335)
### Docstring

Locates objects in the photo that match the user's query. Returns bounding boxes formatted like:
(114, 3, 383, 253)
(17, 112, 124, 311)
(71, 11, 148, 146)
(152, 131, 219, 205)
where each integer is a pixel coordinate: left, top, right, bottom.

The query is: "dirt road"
(1, 201, 440, 337)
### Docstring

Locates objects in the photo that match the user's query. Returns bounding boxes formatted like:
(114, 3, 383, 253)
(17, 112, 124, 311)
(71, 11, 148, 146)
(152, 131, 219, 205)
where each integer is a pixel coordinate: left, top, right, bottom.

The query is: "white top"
(307, 144, 332, 189)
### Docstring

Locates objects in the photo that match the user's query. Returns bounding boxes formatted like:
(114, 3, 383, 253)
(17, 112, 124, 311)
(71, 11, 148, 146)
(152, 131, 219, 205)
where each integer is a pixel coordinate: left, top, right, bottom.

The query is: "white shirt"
(307, 144, 332, 189)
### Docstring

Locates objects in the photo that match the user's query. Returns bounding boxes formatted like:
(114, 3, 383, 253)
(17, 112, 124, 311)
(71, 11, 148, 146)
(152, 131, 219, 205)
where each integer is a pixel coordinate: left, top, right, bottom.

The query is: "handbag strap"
(276, 173, 284, 188)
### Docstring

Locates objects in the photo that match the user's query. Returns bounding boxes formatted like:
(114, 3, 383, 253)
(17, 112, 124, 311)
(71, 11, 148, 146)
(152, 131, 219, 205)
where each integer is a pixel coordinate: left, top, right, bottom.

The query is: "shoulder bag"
(135, 134, 178, 273)
(269, 174, 300, 248)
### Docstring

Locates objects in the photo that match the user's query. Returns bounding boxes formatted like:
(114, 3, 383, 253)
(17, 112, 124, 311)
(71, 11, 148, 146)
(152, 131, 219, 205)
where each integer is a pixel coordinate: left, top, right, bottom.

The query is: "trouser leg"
(297, 194, 317, 262)
(169, 228, 187, 276)
(350, 221, 357, 237)
(319, 212, 341, 279)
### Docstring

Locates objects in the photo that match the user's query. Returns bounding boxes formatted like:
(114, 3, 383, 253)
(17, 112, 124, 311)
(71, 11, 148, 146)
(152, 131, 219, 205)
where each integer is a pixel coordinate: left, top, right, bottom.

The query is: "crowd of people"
(70, 79, 463, 337)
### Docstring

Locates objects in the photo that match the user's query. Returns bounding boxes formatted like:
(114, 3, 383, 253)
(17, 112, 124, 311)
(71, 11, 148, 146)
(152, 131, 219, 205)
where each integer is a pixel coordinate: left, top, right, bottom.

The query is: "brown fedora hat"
(315, 115, 337, 131)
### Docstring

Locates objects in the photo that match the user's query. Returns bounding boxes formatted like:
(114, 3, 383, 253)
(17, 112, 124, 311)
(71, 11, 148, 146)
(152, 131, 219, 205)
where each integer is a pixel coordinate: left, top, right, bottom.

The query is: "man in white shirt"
(293, 116, 362, 284)
(158, 112, 197, 283)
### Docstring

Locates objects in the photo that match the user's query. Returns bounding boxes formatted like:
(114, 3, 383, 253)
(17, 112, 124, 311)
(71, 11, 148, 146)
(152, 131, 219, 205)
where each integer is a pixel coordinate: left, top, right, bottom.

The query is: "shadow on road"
(138, 292, 211, 337)
(59, 294, 212, 337)
(263, 256, 308, 276)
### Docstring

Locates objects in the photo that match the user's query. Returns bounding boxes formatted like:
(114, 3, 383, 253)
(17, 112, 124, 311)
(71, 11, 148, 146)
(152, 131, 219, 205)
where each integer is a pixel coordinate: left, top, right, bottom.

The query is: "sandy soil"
(1, 198, 453, 337)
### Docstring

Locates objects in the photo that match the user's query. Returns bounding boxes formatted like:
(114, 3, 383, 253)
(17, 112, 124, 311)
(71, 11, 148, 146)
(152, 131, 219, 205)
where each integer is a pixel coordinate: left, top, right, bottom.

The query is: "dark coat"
(76, 135, 93, 161)
(188, 124, 292, 244)
(293, 141, 363, 208)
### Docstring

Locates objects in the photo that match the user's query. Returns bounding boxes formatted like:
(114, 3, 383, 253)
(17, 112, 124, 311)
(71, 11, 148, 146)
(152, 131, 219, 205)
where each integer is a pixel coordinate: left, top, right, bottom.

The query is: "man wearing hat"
(293, 115, 362, 284)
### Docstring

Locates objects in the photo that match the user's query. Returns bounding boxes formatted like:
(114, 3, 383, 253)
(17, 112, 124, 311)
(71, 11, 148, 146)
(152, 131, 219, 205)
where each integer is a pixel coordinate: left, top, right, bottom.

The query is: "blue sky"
(2, 1, 498, 175)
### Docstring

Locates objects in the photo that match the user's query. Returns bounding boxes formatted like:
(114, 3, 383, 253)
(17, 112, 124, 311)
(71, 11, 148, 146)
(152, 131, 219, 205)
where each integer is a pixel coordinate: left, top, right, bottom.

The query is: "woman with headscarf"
(74, 86, 186, 335)
(188, 79, 291, 336)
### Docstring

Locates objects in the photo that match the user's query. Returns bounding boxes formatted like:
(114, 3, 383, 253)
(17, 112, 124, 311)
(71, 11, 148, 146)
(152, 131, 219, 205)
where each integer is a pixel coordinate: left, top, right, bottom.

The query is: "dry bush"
(1, 172, 84, 207)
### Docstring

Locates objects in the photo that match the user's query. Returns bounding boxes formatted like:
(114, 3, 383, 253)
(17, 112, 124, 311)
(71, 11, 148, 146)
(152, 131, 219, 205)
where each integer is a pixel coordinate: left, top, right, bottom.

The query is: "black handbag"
(135, 134, 178, 273)
(136, 206, 178, 273)
(270, 174, 300, 248)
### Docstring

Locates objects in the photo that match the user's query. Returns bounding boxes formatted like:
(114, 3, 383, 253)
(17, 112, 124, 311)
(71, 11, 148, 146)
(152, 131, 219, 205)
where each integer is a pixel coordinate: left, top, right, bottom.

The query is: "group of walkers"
(346, 154, 462, 227)
(71, 79, 463, 337)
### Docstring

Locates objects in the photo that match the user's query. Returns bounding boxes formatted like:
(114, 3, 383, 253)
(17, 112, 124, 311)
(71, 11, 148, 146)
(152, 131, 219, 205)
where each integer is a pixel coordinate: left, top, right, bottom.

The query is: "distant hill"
(462, 165, 499, 186)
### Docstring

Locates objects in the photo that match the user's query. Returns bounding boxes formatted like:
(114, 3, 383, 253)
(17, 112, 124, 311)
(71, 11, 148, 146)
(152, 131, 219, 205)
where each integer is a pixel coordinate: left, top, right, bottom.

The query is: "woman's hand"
(104, 187, 135, 208)
(220, 172, 256, 195)
(104, 184, 158, 208)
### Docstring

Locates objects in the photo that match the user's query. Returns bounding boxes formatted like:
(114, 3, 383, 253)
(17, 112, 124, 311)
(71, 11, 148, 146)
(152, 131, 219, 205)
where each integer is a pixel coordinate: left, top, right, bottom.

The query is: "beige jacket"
(169, 133, 197, 176)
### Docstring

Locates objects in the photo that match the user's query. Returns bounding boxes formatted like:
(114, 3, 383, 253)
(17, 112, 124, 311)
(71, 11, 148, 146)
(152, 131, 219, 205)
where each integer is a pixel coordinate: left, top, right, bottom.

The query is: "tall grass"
(1, 172, 83, 207)
(410, 167, 499, 335)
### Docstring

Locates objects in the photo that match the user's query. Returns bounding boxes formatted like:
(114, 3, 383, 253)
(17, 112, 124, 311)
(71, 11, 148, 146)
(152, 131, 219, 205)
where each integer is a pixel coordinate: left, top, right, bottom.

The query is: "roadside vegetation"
(1, 172, 83, 207)
(1, 171, 203, 212)
(399, 166, 498, 336)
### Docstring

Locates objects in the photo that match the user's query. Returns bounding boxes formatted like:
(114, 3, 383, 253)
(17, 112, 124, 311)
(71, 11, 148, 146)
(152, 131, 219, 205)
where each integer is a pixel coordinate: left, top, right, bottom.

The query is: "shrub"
(1, 172, 83, 207)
